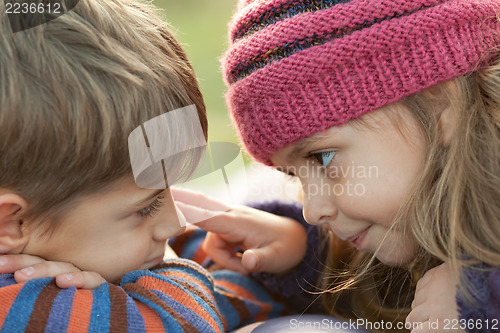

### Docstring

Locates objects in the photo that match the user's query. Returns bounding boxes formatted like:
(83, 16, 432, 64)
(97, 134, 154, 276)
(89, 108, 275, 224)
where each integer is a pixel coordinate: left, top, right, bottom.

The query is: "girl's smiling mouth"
(346, 226, 371, 250)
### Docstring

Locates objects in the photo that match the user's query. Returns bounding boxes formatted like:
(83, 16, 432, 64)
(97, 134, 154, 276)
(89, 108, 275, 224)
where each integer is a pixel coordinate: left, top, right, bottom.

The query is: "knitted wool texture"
(222, 0, 500, 165)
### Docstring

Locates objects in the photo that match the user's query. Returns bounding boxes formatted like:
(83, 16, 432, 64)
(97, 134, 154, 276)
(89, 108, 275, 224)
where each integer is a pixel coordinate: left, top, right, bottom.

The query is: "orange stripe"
(159, 271, 213, 299)
(26, 281, 60, 331)
(165, 274, 222, 323)
(192, 246, 208, 265)
(0, 283, 23, 327)
(215, 280, 260, 302)
(216, 280, 272, 321)
(125, 283, 197, 332)
(217, 288, 251, 324)
(67, 289, 92, 333)
(254, 311, 269, 322)
(138, 276, 222, 332)
(136, 301, 165, 332)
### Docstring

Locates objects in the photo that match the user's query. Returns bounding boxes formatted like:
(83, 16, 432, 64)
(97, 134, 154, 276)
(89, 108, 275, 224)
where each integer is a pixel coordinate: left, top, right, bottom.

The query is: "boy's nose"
(152, 223, 180, 242)
(301, 179, 337, 226)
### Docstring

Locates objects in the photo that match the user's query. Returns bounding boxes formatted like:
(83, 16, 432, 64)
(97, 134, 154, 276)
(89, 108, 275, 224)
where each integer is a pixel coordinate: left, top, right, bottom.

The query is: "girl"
(183, 0, 500, 332)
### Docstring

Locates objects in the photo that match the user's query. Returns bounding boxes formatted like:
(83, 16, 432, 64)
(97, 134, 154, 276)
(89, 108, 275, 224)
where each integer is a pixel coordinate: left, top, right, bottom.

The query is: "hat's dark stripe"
(229, 3, 436, 84)
(233, 0, 352, 42)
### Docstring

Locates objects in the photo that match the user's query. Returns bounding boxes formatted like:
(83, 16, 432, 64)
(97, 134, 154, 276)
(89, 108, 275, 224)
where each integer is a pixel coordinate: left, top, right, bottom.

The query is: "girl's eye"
(137, 195, 165, 219)
(276, 167, 297, 178)
(308, 151, 336, 167)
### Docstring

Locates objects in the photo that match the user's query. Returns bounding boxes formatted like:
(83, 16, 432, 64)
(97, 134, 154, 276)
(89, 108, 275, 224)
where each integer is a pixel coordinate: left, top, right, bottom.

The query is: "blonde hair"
(0, 0, 207, 229)
(407, 60, 500, 295)
(318, 56, 500, 330)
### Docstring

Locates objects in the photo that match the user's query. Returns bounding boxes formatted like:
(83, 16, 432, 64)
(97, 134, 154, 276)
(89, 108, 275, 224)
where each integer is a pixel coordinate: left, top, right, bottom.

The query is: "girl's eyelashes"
(307, 150, 336, 167)
(137, 195, 165, 219)
(276, 167, 297, 178)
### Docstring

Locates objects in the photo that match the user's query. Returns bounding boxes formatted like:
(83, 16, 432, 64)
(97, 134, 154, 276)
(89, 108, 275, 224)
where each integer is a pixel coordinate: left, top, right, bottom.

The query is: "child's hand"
(171, 188, 307, 275)
(406, 262, 464, 332)
(0, 254, 106, 289)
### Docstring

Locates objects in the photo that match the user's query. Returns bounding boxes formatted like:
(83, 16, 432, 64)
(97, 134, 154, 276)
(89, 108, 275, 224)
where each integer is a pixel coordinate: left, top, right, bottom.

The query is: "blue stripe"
(154, 275, 223, 331)
(120, 263, 223, 331)
(178, 230, 205, 260)
(125, 294, 146, 333)
(127, 292, 183, 333)
(0, 274, 16, 288)
(45, 287, 75, 332)
(89, 283, 111, 333)
(170, 265, 214, 291)
(234, 0, 354, 41)
(213, 291, 240, 330)
(152, 290, 219, 333)
(0, 278, 52, 333)
(230, 2, 441, 83)
(147, 261, 215, 292)
(213, 270, 284, 325)
(214, 283, 271, 327)
(169, 274, 216, 304)
(213, 270, 277, 304)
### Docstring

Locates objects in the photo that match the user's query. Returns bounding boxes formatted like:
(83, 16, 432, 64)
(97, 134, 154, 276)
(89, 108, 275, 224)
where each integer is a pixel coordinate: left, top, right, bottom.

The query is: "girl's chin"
(375, 249, 418, 266)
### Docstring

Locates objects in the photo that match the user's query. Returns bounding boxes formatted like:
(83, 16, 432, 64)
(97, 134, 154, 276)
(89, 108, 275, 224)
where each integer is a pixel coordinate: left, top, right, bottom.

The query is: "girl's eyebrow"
(287, 132, 333, 163)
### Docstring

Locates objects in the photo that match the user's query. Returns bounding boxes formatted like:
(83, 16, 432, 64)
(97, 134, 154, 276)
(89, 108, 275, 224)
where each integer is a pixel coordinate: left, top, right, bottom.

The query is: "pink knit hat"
(222, 0, 500, 165)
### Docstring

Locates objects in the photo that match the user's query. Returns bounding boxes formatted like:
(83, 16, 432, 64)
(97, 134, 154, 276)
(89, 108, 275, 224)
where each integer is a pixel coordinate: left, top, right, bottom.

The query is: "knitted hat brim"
(224, 0, 500, 165)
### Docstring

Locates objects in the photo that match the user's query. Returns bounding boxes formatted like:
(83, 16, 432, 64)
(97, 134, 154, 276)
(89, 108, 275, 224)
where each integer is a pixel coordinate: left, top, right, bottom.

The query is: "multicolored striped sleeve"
(169, 202, 326, 314)
(0, 259, 283, 332)
(169, 226, 212, 266)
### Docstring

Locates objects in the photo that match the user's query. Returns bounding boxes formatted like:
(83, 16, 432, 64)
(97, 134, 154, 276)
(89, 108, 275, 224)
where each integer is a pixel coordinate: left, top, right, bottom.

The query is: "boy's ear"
(0, 194, 29, 253)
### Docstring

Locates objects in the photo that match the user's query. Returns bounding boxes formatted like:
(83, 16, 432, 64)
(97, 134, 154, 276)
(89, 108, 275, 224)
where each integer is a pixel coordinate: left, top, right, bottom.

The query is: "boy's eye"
(308, 151, 336, 167)
(137, 195, 165, 219)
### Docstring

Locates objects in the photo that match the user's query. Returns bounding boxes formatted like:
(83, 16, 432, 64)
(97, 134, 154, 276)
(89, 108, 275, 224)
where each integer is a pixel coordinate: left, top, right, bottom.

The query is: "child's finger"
(175, 201, 227, 225)
(0, 254, 46, 274)
(55, 271, 106, 289)
(241, 250, 260, 272)
(175, 201, 248, 235)
(13, 261, 80, 283)
(202, 233, 249, 275)
(415, 266, 436, 292)
(405, 304, 430, 331)
(170, 187, 230, 212)
(408, 320, 431, 333)
(241, 246, 288, 274)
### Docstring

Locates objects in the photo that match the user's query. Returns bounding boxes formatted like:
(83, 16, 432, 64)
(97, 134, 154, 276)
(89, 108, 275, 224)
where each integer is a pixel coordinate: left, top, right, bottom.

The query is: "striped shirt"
(0, 229, 284, 332)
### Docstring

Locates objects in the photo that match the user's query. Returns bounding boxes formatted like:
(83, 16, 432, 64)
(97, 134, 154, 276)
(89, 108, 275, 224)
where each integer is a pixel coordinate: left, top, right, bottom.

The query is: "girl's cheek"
(324, 165, 340, 180)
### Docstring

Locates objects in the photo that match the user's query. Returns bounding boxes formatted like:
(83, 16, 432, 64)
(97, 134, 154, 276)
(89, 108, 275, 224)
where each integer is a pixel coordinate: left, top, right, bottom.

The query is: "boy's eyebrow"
(135, 189, 164, 206)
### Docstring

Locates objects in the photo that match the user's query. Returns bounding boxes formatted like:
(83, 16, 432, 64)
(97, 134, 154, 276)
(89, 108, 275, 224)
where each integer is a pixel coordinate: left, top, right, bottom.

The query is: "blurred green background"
(153, 0, 238, 144)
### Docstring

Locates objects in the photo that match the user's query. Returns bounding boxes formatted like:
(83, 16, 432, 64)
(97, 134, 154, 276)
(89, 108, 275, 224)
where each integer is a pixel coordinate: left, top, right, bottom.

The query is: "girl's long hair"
(318, 55, 500, 331)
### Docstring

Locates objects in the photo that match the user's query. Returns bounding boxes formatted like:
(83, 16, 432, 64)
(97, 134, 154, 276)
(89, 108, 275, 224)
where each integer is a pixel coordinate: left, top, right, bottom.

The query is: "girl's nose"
(301, 179, 337, 225)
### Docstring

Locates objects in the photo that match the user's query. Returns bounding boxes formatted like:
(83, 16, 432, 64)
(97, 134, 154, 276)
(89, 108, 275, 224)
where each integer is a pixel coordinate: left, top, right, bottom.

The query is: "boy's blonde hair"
(0, 0, 207, 230)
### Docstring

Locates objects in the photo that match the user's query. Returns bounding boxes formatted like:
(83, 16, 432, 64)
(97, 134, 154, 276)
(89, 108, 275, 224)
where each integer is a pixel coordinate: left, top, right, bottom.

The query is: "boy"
(0, 0, 286, 331)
